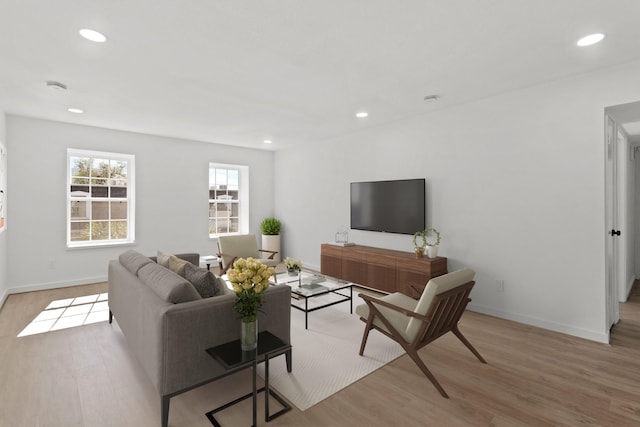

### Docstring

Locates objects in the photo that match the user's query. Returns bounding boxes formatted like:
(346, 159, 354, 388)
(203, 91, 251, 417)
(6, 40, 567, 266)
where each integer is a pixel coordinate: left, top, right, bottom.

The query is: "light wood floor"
(2, 282, 640, 427)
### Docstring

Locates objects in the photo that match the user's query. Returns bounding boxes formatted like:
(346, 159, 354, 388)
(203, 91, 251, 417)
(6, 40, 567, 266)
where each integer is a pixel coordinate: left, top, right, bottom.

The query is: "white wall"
(6, 116, 275, 293)
(0, 111, 7, 307)
(274, 59, 640, 343)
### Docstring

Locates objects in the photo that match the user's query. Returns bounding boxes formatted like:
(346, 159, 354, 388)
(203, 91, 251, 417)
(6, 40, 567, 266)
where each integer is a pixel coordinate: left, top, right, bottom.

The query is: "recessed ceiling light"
(356, 112, 368, 118)
(79, 28, 107, 43)
(577, 33, 605, 47)
(68, 108, 84, 114)
(263, 140, 273, 144)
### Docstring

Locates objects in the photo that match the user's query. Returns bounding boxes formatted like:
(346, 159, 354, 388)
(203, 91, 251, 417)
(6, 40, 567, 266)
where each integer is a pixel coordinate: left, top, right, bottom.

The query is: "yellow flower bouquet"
(227, 257, 275, 322)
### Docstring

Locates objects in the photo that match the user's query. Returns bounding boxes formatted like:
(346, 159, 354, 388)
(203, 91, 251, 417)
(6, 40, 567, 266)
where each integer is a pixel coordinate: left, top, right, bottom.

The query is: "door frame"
(605, 113, 620, 338)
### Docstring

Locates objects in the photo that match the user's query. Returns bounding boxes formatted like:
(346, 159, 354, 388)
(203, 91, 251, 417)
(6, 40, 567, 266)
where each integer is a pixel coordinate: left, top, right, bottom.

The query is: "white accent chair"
(356, 268, 486, 398)
(216, 234, 279, 274)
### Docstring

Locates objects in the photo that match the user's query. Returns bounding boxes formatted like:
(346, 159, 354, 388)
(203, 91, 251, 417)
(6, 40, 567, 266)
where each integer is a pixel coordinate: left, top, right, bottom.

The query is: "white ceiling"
(1, 0, 640, 150)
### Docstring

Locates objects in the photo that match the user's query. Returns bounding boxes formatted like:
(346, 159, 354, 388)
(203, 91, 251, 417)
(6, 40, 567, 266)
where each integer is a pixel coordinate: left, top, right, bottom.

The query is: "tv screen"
(350, 179, 425, 235)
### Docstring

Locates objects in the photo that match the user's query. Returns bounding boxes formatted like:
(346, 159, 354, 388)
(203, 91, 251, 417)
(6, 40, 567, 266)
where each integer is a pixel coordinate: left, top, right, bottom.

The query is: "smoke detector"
(46, 81, 67, 91)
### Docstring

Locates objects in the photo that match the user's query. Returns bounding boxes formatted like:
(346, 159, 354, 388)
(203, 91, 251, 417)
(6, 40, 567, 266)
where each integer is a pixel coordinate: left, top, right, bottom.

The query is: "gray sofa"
(108, 250, 292, 427)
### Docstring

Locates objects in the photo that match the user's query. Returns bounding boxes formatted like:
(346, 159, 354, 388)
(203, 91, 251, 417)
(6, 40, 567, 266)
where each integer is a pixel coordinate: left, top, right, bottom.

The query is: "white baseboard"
(625, 277, 637, 301)
(0, 289, 8, 311)
(5, 275, 108, 297)
(306, 263, 320, 272)
(467, 302, 609, 344)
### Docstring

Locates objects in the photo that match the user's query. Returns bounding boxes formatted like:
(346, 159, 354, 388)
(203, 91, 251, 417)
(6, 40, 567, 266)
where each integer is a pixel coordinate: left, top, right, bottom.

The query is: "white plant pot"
(426, 246, 438, 258)
(261, 234, 281, 262)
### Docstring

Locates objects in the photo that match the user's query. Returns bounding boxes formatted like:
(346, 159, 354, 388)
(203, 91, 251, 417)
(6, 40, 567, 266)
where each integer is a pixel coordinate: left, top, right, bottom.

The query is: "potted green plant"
(413, 227, 441, 259)
(260, 217, 281, 235)
(260, 217, 281, 262)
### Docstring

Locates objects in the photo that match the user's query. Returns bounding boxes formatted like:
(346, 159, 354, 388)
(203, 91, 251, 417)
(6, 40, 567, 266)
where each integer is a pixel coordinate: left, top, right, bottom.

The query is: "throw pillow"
(168, 255, 189, 278)
(214, 277, 230, 295)
(157, 250, 172, 268)
(184, 262, 227, 298)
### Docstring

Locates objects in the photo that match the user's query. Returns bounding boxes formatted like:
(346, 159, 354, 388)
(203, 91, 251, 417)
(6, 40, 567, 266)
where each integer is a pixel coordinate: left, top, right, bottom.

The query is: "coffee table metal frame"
(205, 331, 292, 427)
(275, 270, 353, 329)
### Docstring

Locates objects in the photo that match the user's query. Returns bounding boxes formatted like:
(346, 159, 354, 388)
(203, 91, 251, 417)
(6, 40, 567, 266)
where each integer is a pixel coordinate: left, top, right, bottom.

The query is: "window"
(209, 163, 249, 236)
(67, 149, 135, 247)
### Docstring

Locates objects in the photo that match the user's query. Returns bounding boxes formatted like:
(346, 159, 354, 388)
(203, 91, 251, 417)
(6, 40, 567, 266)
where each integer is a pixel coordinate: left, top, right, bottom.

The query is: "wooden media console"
(320, 243, 447, 296)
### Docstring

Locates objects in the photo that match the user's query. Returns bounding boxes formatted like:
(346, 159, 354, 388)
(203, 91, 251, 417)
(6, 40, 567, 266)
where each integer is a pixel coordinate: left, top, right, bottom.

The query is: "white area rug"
(257, 296, 405, 411)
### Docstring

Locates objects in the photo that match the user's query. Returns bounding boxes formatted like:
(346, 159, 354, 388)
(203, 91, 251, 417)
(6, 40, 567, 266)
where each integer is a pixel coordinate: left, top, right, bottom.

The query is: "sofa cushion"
(168, 255, 189, 278)
(119, 250, 153, 275)
(157, 250, 172, 268)
(184, 263, 228, 298)
(216, 277, 231, 295)
(355, 292, 417, 342)
(138, 262, 202, 303)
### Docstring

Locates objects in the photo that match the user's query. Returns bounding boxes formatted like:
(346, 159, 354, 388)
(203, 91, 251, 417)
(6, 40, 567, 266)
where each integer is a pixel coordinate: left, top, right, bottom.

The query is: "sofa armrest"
(158, 284, 291, 395)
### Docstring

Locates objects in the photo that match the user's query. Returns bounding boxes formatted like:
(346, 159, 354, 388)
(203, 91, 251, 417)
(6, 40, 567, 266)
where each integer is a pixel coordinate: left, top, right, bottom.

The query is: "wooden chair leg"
(452, 326, 486, 364)
(405, 348, 449, 398)
(358, 320, 373, 356)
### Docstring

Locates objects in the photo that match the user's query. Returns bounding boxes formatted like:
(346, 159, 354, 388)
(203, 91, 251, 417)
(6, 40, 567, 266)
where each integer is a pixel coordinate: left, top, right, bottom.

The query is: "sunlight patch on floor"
(17, 293, 109, 337)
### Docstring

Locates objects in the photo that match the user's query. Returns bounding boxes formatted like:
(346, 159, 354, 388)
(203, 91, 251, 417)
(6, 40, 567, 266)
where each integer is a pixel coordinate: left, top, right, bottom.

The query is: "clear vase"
(241, 318, 258, 351)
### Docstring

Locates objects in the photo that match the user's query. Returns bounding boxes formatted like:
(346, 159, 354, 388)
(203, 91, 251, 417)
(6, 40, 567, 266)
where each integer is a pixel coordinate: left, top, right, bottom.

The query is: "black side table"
(205, 331, 292, 427)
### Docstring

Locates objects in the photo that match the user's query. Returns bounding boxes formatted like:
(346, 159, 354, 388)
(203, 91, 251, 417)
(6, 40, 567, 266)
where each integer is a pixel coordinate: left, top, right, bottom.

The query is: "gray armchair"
(217, 234, 279, 274)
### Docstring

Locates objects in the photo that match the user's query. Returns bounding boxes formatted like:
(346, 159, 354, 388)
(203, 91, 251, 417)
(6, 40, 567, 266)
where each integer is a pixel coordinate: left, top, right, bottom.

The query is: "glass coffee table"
(273, 270, 353, 329)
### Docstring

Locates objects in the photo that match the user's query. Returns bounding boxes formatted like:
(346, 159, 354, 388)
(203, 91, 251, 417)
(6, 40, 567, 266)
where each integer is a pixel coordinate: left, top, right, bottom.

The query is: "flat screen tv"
(350, 178, 425, 235)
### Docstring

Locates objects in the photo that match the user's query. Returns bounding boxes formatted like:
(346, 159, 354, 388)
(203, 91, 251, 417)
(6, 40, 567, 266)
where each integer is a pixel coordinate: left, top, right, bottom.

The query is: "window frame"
(66, 148, 136, 248)
(208, 163, 249, 238)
